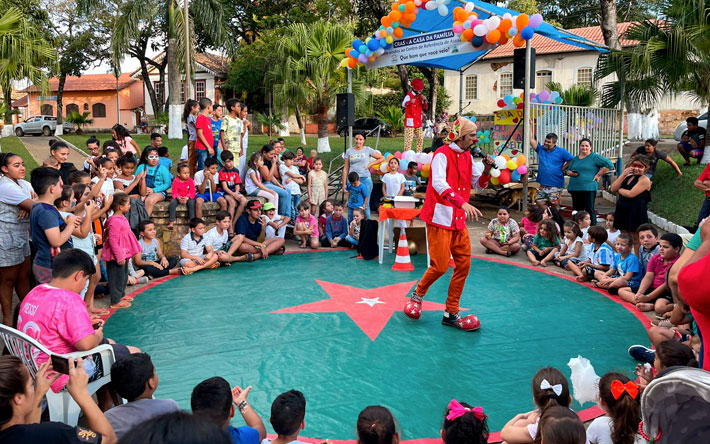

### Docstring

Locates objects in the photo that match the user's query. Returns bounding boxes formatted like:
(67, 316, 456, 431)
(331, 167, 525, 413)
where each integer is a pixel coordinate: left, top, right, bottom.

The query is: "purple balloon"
(529, 13, 543, 28)
(358, 53, 368, 64)
(539, 90, 550, 102)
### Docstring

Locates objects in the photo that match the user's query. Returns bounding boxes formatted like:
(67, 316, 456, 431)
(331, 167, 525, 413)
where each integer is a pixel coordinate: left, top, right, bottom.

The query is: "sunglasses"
(147, 155, 159, 160)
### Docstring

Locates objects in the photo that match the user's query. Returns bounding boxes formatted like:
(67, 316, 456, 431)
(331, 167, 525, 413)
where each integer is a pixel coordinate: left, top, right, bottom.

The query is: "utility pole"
(184, 0, 191, 102)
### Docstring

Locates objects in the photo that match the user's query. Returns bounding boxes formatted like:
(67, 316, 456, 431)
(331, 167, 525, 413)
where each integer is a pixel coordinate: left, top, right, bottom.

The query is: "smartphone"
(51, 355, 70, 375)
(92, 321, 102, 330)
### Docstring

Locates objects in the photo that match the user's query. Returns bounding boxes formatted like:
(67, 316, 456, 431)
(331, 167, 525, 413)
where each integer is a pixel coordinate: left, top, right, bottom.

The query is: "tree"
(225, 30, 280, 113)
(65, 111, 94, 134)
(271, 20, 353, 153)
(546, 81, 600, 106)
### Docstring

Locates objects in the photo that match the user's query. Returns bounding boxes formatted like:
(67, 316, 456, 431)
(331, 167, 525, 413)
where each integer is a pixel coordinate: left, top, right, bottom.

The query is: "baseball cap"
(263, 202, 275, 211)
(247, 200, 262, 210)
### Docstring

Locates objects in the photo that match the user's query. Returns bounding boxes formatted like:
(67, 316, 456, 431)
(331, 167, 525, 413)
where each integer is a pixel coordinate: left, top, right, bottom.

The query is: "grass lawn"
(0, 136, 39, 171)
(61, 133, 412, 172)
(648, 153, 706, 227)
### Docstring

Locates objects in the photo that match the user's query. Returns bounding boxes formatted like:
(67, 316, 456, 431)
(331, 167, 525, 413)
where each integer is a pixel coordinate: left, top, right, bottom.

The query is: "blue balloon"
(367, 39, 380, 51)
(511, 171, 521, 181)
(504, 95, 513, 105)
(349, 49, 359, 58)
(366, 50, 373, 57)
(483, 130, 490, 136)
(470, 116, 477, 122)
(385, 43, 393, 49)
(472, 35, 484, 47)
(520, 26, 534, 40)
(379, 38, 387, 48)
(358, 45, 367, 54)
(353, 39, 363, 49)
(384, 152, 392, 158)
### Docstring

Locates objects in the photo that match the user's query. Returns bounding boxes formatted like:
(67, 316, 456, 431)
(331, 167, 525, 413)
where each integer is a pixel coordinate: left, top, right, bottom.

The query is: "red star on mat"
(272, 280, 449, 341)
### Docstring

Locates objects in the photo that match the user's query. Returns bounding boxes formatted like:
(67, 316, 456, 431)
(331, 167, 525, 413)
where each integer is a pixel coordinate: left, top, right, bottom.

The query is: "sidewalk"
(19, 136, 87, 166)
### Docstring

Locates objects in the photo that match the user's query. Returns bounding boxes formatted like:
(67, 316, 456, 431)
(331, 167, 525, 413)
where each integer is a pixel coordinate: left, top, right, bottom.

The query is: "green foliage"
(65, 111, 94, 134)
(225, 32, 279, 112)
(373, 93, 402, 116)
(532, 0, 662, 29)
(546, 81, 600, 107)
(149, 112, 169, 127)
(376, 105, 404, 137)
(0, 136, 38, 171)
(506, 0, 539, 15)
(648, 154, 706, 226)
(255, 112, 286, 137)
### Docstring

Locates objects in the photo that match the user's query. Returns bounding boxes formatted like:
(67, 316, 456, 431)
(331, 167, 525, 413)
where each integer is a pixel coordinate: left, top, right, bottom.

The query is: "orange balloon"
(389, 10, 402, 22)
(393, 27, 404, 38)
(405, 1, 416, 13)
(516, 155, 527, 166)
(404, 12, 416, 22)
(513, 34, 525, 47)
(487, 29, 501, 44)
(368, 55, 376, 62)
(453, 7, 464, 22)
(516, 13, 529, 30)
(381, 16, 392, 27)
(502, 154, 511, 161)
(499, 18, 512, 33)
(347, 57, 357, 69)
(391, 2, 399, 10)
(462, 29, 474, 41)
(379, 29, 388, 37)
(499, 35, 509, 45)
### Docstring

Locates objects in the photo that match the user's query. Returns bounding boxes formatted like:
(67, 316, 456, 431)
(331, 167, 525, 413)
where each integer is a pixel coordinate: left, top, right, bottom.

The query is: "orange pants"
(415, 224, 471, 314)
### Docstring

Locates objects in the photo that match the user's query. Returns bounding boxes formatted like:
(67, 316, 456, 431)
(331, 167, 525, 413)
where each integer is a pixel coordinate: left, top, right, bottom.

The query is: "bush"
(372, 93, 401, 117)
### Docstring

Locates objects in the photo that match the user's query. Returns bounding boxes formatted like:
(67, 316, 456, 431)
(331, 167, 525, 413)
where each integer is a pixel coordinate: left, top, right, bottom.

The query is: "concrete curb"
(56, 135, 88, 159)
(601, 190, 690, 235)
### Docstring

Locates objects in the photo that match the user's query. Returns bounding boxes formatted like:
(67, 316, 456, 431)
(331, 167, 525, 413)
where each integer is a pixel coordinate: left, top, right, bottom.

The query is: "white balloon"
(494, 156, 508, 169)
(473, 24, 487, 36)
(414, 0, 422, 5)
(503, 12, 512, 20)
(437, 4, 448, 16)
(490, 167, 501, 178)
(375, 47, 385, 56)
(488, 16, 500, 29)
(464, 1, 474, 12)
(425, 1, 437, 10)
(380, 162, 388, 173)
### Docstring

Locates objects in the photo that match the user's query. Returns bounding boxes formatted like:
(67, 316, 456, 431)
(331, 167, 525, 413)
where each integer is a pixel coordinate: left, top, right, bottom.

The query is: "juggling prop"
(341, 1, 545, 70)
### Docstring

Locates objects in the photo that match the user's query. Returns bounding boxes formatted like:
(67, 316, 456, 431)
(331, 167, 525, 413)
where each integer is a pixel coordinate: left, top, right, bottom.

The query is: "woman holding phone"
(564, 138, 614, 225)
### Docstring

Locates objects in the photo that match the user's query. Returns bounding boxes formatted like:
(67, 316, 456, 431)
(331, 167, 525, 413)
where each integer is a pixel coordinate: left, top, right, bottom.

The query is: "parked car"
(673, 112, 708, 141)
(337, 117, 382, 138)
(15, 115, 74, 137)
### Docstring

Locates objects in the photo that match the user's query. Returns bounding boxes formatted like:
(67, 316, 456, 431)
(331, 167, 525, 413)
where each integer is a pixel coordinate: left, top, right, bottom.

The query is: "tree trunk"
(295, 107, 307, 145)
(397, 65, 410, 95)
(316, 110, 330, 153)
(166, 0, 182, 139)
(418, 67, 438, 121)
(599, 0, 620, 50)
(55, 74, 66, 136)
(139, 58, 162, 120)
(2, 83, 12, 124)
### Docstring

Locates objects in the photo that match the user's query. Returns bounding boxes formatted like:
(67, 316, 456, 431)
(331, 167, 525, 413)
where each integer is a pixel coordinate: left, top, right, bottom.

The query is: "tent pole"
(522, 39, 532, 215)
(617, 73, 625, 173)
(459, 70, 464, 115)
(348, 68, 353, 152)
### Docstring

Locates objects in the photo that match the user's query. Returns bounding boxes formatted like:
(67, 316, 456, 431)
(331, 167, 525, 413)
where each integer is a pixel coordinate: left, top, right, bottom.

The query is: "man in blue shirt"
(529, 132, 574, 208)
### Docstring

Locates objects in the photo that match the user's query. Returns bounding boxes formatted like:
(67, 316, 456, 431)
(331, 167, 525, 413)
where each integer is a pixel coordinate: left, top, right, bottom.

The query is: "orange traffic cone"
(392, 229, 415, 271)
(448, 253, 455, 267)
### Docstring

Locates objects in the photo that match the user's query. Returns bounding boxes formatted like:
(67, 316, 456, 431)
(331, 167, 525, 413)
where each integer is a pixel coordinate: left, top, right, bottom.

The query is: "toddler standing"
(382, 157, 405, 197)
(279, 151, 306, 221)
(345, 172, 369, 222)
(307, 157, 328, 217)
(102, 192, 141, 309)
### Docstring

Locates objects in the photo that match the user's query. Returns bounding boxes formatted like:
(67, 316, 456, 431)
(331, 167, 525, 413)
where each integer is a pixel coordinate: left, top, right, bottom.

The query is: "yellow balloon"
(408, 241, 418, 256)
(507, 160, 518, 170)
(491, 176, 500, 185)
(386, 35, 394, 44)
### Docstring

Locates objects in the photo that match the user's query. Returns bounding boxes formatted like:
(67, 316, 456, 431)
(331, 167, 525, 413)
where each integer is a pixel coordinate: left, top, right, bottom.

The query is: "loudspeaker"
(336, 93, 354, 127)
(513, 48, 536, 90)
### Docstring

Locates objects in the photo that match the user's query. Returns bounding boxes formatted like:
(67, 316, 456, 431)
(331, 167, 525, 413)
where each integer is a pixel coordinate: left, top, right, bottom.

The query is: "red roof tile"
(11, 95, 28, 108)
(483, 22, 636, 60)
(23, 73, 138, 93)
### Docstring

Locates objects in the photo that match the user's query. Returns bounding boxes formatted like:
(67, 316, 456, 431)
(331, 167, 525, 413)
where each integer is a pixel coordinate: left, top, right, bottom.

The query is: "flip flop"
(121, 296, 134, 301)
(181, 267, 193, 275)
(111, 301, 131, 309)
(210, 262, 220, 269)
(89, 308, 110, 316)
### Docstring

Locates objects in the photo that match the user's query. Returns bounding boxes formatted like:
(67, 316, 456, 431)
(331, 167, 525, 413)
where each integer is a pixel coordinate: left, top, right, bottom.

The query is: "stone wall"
(658, 110, 697, 136)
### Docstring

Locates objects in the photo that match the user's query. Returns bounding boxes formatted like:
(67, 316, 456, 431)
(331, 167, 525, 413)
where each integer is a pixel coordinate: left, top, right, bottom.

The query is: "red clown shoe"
(403, 293, 423, 320)
(441, 311, 481, 331)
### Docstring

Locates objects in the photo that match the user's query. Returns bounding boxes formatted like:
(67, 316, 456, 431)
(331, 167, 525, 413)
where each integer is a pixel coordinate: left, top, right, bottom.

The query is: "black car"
(338, 117, 382, 137)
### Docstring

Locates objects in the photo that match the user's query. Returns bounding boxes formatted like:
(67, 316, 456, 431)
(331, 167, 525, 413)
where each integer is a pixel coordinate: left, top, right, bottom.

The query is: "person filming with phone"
(563, 138, 614, 225)
(16, 249, 141, 398)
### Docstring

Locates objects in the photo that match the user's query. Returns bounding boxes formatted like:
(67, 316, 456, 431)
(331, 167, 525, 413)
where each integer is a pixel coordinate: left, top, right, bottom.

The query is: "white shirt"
(0, 176, 33, 205)
(92, 176, 115, 197)
(180, 145, 188, 162)
(563, 236, 584, 256)
(382, 172, 406, 197)
(431, 142, 486, 197)
(244, 168, 260, 195)
(194, 170, 216, 192)
(587, 416, 644, 444)
(607, 229, 620, 245)
(204, 226, 228, 251)
(279, 164, 302, 195)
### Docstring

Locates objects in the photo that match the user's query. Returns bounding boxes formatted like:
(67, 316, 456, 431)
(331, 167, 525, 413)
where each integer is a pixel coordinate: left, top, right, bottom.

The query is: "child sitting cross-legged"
(219, 150, 247, 235)
(519, 206, 544, 251)
(567, 225, 614, 282)
(134, 219, 182, 278)
(356, 405, 400, 444)
(526, 219, 560, 266)
(195, 157, 228, 219)
(346, 208, 365, 247)
(326, 201, 349, 248)
(179, 217, 220, 275)
(480, 205, 521, 257)
(294, 201, 320, 249)
(168, 164, 196, 229)
(593, 233, 643, 295)
(262, 202, 290, 240)
(262, 390, 307, 444)
(441, 399, 489, 444)
(205, 211, 252, 264)
(235, 200, 285, 259)
(619, 233, 682, 314)
(553, 221, 584, 269)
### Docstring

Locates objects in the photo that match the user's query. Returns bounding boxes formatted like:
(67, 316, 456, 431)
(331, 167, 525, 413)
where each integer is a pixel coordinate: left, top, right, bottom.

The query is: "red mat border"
(100, 250, 656, 443)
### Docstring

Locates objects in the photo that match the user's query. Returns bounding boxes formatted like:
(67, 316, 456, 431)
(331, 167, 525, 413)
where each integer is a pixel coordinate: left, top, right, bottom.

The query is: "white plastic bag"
(567, 355, 600, 405)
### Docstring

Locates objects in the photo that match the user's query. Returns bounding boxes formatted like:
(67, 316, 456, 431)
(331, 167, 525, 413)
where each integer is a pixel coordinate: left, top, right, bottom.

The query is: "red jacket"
(402, 91, 428, 128)
(419, 144, 488, 231)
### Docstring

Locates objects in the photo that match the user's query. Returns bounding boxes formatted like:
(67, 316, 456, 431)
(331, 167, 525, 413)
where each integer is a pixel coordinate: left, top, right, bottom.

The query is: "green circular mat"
(104, 250, 648, 440)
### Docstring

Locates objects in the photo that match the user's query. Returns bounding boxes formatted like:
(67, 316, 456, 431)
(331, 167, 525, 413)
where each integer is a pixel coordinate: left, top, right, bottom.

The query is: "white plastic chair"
(0, 323, 121, 426)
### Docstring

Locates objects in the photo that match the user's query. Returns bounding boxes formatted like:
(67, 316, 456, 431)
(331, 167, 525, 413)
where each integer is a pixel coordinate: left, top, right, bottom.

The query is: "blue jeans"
(346, 234, 358, 246)
(696, 196, 710, 226)
(290, 194, 300, 221)
(196, 149, 209, 171)
(359, 176, 373, 219)
(264, 181, 291, 217)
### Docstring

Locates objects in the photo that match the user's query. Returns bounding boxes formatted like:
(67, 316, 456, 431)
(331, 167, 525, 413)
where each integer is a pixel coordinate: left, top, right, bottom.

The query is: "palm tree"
(546, 82, 600, 107)
(272, 20, 353, 153)
(65, 111, 94, 134)
(595, 0, 710, 118)
(376, 105, 404, 137)
(0, 7, 55, 123)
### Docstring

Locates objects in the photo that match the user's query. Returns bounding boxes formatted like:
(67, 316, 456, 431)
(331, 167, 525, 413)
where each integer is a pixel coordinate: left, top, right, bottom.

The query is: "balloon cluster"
(370, 150, 434, 178)
(497, 92, 526, 110)
(531, 89, 563, 105)
(484, 154, 528, 186)
(454, 10, 544, 48)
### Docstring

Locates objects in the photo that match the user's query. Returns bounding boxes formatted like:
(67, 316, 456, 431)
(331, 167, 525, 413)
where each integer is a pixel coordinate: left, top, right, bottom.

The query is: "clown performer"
(402, 78, 428, 152)
(403, 117, 493, 331)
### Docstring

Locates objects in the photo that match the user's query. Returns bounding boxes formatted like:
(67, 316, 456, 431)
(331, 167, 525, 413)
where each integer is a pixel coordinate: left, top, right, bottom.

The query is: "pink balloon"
(369, 166, 377, 175)
(417, 162, 423, 171)
(517, 165, 528, 175)
(453, 24, 464, 34)
(394, 151, 402, 159)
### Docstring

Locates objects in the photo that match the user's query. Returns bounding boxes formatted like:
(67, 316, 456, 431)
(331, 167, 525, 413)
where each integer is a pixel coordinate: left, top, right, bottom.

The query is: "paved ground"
(20, 135, 87, 166)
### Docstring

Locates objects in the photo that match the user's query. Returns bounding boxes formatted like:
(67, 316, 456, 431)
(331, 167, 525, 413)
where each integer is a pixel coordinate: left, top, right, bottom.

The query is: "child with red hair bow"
(586, 372, 641, 444)
(442, 399, 489, 444)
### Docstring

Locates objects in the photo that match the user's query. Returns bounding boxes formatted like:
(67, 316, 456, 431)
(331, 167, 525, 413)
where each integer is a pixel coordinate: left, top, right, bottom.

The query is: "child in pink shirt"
(294, 202, 320, 249)
(520, 206, 544, 251)
(168, 164, 196, 228)
(102, 192, 141, 309)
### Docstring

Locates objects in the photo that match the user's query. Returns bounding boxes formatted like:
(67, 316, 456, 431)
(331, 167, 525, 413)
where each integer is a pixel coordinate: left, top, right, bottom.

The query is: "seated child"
(538, 406, 586, 444)
(605, 212, 620, 246)
(295, 202, 320, 249)
(195, 157, 228, 219)
(113, 154, 142, 197)
(637, 224, 660, 271)
(500, 367, 572, 444)
(573, 210, 593, 259)
(346, 208, 365, 247)
(157, 146, 172, 171)
(134, 220, 181, 278)
(526, 220, 560, 266)
(480, 205, 521, 257)
(295, 147, 308, 175)
(586, 372, 641, 444)
(593, 233, 643, 294)
(191, 377, 266, 444)
(219, 150, 247, 232)
(179, 217, 220, 274)
(262, 202, 289, 240)
(318, 199, 334, 246)
(263, 390, 307, 444)
(403, 161, 422, 196)
(105, 353, 179, 440)
(326, 201, 348, 248)
(126, 258, 148, 286)
(553, 221, 584, 269)
(519, 206, 544, 251)
(204, 211, 250, 264)
(91, 157, 116, 198)
(619, 233, 682, 314)
(356, 405, 400, 444)
(567, 226, 614, 282)
(442, 399, 489, 444)
(307, 149, 317, 171)
(168, 164, 196, 229)
(346, 172, 370, 221)
(235, 200, 285, 259)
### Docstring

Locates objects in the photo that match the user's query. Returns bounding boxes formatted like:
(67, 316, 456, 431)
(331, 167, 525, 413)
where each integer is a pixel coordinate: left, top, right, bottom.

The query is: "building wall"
(142, 71, 219, 116)
(28, 90, 138, 130)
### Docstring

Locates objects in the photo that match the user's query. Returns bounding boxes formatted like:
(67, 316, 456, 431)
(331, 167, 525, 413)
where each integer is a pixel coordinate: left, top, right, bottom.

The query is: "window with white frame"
(195, 80, 206, 100)
(499, 72, 513, 97)
(576, 67, 593, 87)
(465, 75, 478, 100)
(536, 70, 553, 92)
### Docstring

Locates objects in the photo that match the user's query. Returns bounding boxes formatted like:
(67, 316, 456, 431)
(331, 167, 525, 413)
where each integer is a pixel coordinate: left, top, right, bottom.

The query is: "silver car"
(15, 115, 74, 137)
(674, 112, 708, 141)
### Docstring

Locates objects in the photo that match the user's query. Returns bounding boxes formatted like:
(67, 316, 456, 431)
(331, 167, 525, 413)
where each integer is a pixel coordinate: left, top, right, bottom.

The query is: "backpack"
(127, 197, 149, 236)
(357, 219, 379, 260)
